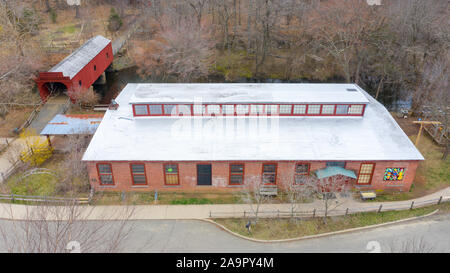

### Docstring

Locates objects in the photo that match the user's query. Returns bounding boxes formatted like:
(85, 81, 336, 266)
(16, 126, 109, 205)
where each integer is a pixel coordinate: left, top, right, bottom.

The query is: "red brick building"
(82, 83, 424, 193)
(35, 36, 113, 102)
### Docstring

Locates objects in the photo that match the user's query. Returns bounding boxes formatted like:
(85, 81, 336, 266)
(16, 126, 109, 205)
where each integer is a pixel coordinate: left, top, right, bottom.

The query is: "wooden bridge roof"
(49, 35, 111, 79)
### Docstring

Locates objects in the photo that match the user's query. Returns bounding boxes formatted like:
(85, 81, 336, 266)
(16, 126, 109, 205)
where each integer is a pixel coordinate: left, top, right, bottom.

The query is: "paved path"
(29, 97, 68, 133)
(0, 187, 448, 220)
(118, 213, 450, 252)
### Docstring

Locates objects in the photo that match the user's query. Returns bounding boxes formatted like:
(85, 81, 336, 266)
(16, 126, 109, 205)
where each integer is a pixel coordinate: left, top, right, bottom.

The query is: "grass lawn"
(91, 189, 315, 205)
(214, 202, 450, 240)
(91, 191, 244, 205)
(5, 171, 58, 197)
(2, 154, 65, 196)
(1, 154, 89, 199)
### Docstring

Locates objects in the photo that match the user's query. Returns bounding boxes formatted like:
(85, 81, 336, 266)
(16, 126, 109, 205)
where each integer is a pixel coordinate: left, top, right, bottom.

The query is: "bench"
(259, 185, 278, 196)
(360, 190, 376, 201)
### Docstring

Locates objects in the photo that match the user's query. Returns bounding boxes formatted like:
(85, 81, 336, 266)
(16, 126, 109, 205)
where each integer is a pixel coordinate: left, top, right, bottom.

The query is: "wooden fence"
(209, 196, 449, 219)
(15, 103, 45, 134)
(0, 193, 91, 204)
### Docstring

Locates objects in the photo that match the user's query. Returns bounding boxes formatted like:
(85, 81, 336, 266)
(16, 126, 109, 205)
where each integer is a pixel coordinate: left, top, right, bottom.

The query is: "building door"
(197, 164, 212, 186)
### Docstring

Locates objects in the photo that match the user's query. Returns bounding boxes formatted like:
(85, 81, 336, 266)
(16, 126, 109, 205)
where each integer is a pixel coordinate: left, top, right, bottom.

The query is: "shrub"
(49, 8, 57, 23)
(19, 129, 53, 166)
(108, 8, 122, 32)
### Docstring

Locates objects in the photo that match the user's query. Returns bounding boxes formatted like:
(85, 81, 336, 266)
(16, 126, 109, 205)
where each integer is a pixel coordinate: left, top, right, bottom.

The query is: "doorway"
(197, 164, 212, 186)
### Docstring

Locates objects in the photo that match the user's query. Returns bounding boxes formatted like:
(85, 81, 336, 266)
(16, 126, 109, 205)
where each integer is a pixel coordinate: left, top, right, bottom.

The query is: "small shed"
(40, 114, 103, 151)
(40, 114, 103, 136)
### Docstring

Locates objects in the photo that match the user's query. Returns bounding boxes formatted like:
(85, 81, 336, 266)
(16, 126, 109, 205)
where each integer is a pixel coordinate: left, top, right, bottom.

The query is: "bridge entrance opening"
(43, 82, 68, 97)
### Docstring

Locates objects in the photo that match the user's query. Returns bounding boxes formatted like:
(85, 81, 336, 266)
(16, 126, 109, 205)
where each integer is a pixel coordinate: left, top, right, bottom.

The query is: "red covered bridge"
(35, 35, 113, 102)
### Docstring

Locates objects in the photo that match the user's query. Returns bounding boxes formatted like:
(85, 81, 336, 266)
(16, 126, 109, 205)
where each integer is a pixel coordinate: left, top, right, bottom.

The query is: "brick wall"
(86, 160, 420, 192)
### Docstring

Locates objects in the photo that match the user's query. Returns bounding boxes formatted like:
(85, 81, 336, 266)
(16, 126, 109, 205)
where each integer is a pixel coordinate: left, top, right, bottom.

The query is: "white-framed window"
(307, 105, 321, 115)
(236, 105, 249, 115)
(193, 105, 205, 115)
(348, 105, 364, 115)
(322, 105, 335, 115)
(250, 105, 265, 115)
(336, 105, 349, 115)
(265, 105, 278, 115)
(178, 105, 192, 116)
(148, 105, 163, 115)
(357, 163, 374, 185)
(164, 105, 177, 115)
(293, 105, 306, 114)
(207, 105, 221, 115)
(134, 105, 148, 116)
(222, 105, 235, 115)
(279, 105, 292, 114)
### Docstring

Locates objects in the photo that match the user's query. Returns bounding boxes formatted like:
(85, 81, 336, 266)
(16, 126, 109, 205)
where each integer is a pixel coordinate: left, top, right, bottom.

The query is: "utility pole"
(413, 120, 442, 146)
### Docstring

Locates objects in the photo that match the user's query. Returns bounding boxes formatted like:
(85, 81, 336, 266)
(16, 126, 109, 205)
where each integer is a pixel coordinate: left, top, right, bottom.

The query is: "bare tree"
(415, 53, 449, 159)
(0, 1, 45, 116)
(315, 175, 351, 224)
(240, 176, 272, 225)
(132, 16, 214, 82)
(56, 134, 92, 195)
(280, 174, 316, 221)
(188, 0, 208, 28)
(389, 236, 434, 253)
(67, 87, 100, 107)
(311, 0, 386, 83)
(0, 202, 136, 253)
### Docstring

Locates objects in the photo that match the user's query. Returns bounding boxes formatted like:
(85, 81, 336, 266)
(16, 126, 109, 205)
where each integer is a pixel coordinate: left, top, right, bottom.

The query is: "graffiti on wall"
(383, 168, 405, 181)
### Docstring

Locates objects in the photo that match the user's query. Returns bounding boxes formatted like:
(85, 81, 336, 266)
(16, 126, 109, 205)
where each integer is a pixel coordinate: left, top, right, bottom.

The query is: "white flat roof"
(129, 83, 370, 104)
(82, 83, 424, 162)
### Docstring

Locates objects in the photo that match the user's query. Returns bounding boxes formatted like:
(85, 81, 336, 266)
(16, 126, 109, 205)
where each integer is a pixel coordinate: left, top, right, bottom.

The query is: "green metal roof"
(315, 166, 357, 179)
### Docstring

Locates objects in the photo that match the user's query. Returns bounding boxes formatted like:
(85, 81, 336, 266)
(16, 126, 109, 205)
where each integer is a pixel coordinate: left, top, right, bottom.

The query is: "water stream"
(93, 66, 410, 110)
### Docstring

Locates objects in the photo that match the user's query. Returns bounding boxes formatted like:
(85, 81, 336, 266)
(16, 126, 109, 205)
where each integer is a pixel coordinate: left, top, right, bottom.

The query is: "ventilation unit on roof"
(346, 88, 358, 92)
(109, 99, 119, 110)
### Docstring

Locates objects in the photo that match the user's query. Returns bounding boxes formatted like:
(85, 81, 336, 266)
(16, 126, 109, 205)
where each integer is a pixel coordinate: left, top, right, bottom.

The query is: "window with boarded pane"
(229, 164, 244, 185)
(322, 105, 335, 115)
(164, 164, 179, 185)
(336, 105, 349, 115)
(164, 105, 177, 115)
(222, 105, 235, 115)
(295, 163, 310, 184)
(293, 105, 306, 114)
(348, 105, 364, 115)
(236, 105, 249, 115)
(149, 105, 163, 115)
(134, 105, 148, 116)
(262, 163, 277, 184)
(357, 163, 375, 185)
(131, 164, 147, 185)
(307, 105, 321, 115)
(98, 164, 114, 185)
(279, 105, 292, 114)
